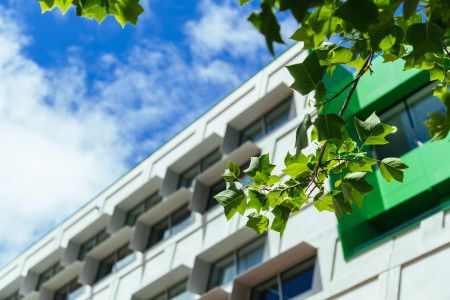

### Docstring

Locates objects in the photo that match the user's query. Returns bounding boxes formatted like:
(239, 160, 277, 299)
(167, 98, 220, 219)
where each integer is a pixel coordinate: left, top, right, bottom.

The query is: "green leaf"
(354, 112, 397, 145)
(244, 154, 275, 177)
(114, 0, 145, 27)
(405, 23, 444, 58)
(279, 0, 324, 23)
(239, 0, 254, 5)
(287, 51, 326, 95)
(314, 114, 346, 141)
(341, 172, 373, 206)
(332, 191, 352, 217)
(295, 114, 312, 153)
(223, 161, 240, 182)
(335, 0, 379, 32)
(247, 190, 268, 213)
(271, 205, 291, 234)
(424, 112, 450, 140)
(248, 2, 284, 55)
(380, 157, 409, 183)
(214, 182, 247, 220)
(39, 0, 72, 13)
(314, 193, 334, 212)
(348, 157, 377, 172)
(246, 213, 269, 234)
(283, 163, 310, 178)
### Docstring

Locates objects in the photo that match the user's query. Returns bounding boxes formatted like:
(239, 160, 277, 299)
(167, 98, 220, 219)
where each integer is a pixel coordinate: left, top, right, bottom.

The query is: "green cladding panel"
(324, 59, 450, 260)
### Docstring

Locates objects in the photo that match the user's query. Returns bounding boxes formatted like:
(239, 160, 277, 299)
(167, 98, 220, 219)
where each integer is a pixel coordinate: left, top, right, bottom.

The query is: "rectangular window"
(251, 257, 315, 300)
(147, 205, 193, 249)
(205, 180, 226, 211)
(95, 244, 133, 283)
(53, 278, 83, 300)
(208, 237, 265, 290)
(240, 96, 293, 145)
(177, 149, 222, 189)
(373, 89, 447, 159)
(125, 193, 162, 227)
(36, 262, 64, 291)
(78, 229, 110, 260)
(149, 280, 194, 300)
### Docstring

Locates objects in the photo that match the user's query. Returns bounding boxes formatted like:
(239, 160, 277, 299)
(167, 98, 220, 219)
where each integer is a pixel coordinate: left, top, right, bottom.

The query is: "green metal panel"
(325, 58, 450, 261)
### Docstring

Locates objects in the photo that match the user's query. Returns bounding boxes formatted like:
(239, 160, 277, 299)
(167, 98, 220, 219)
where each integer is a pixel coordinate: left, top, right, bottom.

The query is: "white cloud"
(185, 0, 265, 59)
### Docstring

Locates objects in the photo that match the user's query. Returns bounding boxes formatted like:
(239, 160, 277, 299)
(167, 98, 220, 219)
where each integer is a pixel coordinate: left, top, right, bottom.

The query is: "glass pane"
(206, 181, 226, 211)
(251, 277, 279, 300)
(150, 292, 167, 300)
(97, 230, 110, 244)
(237, 238, 265, 274)
(54, 289, 67, 300)
(125, 202, 146, 226)
(146, 193, 162, 210)
(96, 255, 115, 282)
(178, 165, 199, 188)
(201, 149, 222, 171)
(148, 218, 170, 248)
(169, 281, 195, 300)
(209, 254, 236, 289)
(240, 120, 264, 144)
(265, 99, 292, 134)
(373, 101, 414, 159)
(68, 286, 85, 300)
(170, 206, 193, 237)
(281, 260, 314, 299)
(407, 93, 447, 144)
(114, 252, 135, 272)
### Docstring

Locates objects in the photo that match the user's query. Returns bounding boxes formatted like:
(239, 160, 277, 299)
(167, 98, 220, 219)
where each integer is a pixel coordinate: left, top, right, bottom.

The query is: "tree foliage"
(215, 0, 450, 235)
(37, 0, 144, 27)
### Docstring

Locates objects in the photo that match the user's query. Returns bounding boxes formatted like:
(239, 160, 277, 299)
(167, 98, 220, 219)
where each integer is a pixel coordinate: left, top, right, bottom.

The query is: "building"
(0, 43, 449, 300)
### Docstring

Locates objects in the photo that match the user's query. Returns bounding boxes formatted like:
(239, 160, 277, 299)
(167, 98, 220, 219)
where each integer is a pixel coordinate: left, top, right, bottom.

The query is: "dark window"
(3, 291, 22, 300)
(178, 149, 222, 189)
(240, 97, 293, 145)
(95, 244, 134, 283)
(147, 205, 193, 249)
(208, 237, 265, 289)
(251, 258, 315, 300)
(125, 193, 162, 227)
(36, 262, 64, 290)
(205, 180, 226, 211)
(78, 229, 110, 260)
(53, 278, 83, 300)
(149, 280, 194, 300)
(373, 89, 447, 159)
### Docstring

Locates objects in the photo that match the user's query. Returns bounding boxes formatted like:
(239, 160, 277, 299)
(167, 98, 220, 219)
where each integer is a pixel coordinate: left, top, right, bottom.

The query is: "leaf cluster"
(37, 0, 144, 27)
(215, 112, 408, 235)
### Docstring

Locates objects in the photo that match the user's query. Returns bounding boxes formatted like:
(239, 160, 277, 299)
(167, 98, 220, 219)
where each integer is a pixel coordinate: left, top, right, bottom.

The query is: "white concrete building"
(1, 43, 449, 300)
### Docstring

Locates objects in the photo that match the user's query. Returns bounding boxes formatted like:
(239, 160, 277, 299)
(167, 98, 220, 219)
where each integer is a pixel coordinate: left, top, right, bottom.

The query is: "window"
(54, 278, 84, 300)
(205, 180, 226, 211)
(95, 244, 134, 283)
(240, 97, 293, 145)
(36, 262, 64, 290)
(251, 257, 315, 300)
(3, 291, 22, 300)
(373, 89, 447, 159)
(78, 229, 110, 260)
(148, 280, 194, 300)
(147, 205, 194, 249)
(208, 237, 265, 289)
(125, 193, 162, 227)
(178, 148, 222, 189)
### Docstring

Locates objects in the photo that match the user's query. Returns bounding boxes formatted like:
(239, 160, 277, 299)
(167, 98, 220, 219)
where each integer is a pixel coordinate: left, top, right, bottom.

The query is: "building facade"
(0, 44, 449, 300)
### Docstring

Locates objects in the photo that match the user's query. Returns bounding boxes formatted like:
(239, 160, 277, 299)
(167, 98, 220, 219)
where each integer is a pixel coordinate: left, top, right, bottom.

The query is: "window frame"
(35, 262, 64, 291)
(78, 228, 110, 261)
(250, 256, 316, 300)
(207, 236, 266, 290)
(124, 192, 163, 227)
(239, 95, 294, 145)
(53, 277, 83, 300)
(177, 148, 222, 189)
(148, 279, 192, 300)
(95, 244, 134, 283)
(147, 204, 194, 250)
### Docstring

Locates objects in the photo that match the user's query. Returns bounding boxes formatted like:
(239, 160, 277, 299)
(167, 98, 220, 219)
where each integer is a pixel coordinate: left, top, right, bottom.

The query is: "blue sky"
(0, 0, 295, 266)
